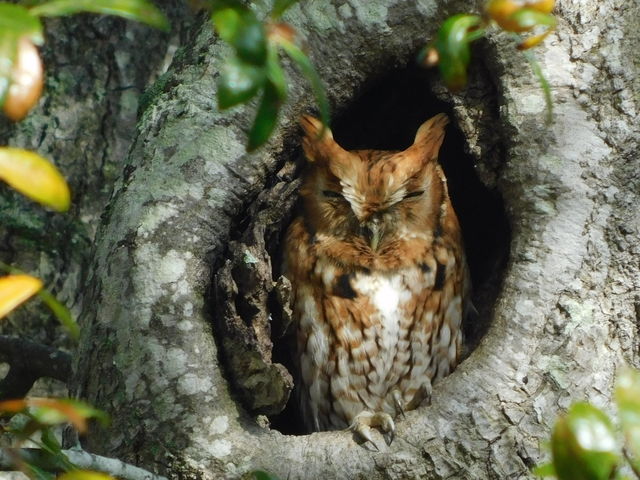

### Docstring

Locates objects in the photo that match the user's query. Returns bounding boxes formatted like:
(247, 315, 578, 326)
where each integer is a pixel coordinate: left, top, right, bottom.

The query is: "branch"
(623, 448, 640, 479)
(0, 448, 168, 480)
(0, 336, 72, 399)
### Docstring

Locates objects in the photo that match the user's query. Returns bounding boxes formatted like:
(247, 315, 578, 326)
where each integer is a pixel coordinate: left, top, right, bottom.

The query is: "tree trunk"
(0, 2, 190, 348)
(51, 0, 640, 478)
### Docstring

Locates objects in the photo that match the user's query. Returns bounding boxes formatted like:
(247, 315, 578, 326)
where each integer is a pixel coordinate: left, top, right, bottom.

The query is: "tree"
(2, 0, 639, 478)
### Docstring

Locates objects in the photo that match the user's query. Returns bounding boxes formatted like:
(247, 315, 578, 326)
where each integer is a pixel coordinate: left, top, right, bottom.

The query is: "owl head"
(298, 114, 451, 252)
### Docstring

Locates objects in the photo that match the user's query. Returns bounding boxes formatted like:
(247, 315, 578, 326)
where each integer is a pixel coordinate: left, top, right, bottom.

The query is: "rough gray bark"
(9, 0, 638, 479)
(0, 2, 190, 347)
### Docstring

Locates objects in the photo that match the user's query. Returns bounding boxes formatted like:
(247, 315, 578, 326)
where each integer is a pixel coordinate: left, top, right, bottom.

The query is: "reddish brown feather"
(284, 113, 470, 432)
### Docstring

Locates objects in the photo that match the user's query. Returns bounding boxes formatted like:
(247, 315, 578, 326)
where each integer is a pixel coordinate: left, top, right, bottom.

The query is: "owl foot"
(350, 411, 395, 449)
(390, 382, 433, 421)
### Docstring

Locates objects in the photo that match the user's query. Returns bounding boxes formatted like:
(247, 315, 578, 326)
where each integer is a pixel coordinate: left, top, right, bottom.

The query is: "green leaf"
(532, 462, 556, 477)
(40, 426, 63, 455)
(551, 402, 619, 480)
(64, 399, 110, 427)
(271, 0, 300, 18)
(211, 3, 267, 65)
(233, 14, 267, 65)
(252, 470, 281, 480)
(615, 367, 640, 474)
(38, 288, 79, 340)
(431, 14, 484, 91)
(278, 38, 330, 128)
(247, 82, 281, 151)
(265, 44, 287, 101)
(211, 7, 241, 43)
(26, 463, 57, 480)
(0, 4, 44, 43)
(26, 444, 73, 475)
(217, 57, 265, 109)
(210, 0, 246, 10)
(210, 1, 248, 44)
(26, 398, 110, 432)
(29, 0, 169, 31)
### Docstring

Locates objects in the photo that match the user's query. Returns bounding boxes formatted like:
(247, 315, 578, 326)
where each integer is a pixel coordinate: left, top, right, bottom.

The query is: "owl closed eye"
(284, 113, 471, 441)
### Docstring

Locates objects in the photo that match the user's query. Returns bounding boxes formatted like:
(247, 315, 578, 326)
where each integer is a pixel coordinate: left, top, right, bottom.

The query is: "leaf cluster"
(1, 398, 111, 479)
(420, 0, 556, 123)
(536, 368, 640, 480)
(210, 0, 329, 150)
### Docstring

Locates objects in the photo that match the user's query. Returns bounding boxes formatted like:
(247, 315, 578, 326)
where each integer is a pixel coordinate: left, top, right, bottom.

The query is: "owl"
(283, 113, 470, 444)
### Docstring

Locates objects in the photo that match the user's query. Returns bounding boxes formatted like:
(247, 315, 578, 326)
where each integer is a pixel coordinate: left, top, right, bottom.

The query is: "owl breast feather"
(295, 255, 463, 431)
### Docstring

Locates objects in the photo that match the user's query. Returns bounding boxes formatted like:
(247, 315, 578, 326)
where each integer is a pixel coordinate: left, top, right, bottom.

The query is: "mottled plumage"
(284, 114, 470, 438)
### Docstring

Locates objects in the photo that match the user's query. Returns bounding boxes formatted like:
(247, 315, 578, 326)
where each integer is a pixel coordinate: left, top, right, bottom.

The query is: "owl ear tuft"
(300, 115, 343, 163)
(410, 113, 449, 161)
(300, 115, 330, 141)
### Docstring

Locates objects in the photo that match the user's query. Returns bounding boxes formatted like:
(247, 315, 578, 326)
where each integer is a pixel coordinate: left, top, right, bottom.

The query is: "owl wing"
(283, 217, 329, 431)
(425, 212, 471, 379)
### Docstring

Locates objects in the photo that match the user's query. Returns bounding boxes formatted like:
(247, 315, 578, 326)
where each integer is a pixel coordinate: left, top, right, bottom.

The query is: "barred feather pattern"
(284, 114, 470, 431)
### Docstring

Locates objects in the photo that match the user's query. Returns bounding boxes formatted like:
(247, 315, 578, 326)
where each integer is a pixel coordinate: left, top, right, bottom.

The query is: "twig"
(623, 447, 640, 479)
(0, 448, 168, 480)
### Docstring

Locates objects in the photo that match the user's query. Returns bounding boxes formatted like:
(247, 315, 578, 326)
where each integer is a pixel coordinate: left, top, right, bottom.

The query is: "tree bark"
(0, 2, 190, 347)
(55, 0, 640, 478)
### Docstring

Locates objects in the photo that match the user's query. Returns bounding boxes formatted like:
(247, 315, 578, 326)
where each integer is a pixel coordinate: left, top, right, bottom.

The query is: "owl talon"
(349, 422, 378, 450)
(350, 411, 395, 448)
(392, 389, 406, 419)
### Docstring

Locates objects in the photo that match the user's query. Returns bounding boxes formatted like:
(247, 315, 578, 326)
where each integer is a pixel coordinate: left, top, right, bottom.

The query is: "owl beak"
(362, 218, 383, 251)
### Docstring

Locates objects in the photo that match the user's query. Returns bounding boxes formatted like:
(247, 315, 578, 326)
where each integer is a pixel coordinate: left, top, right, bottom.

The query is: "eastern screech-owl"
(283, 113, 470, 442)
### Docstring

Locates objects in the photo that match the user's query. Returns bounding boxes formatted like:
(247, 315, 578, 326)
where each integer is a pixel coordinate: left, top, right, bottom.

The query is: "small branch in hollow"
(0, 448, 168, 480)
(0, 336, 72, 400)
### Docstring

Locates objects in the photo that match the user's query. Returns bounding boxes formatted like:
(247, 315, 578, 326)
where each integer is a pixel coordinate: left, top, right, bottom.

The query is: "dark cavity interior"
(271, 64, 510, 435)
